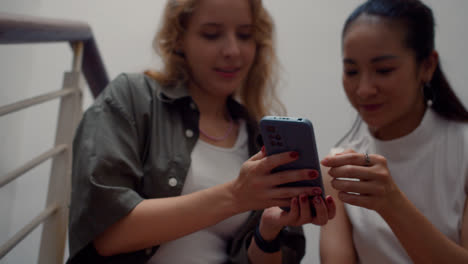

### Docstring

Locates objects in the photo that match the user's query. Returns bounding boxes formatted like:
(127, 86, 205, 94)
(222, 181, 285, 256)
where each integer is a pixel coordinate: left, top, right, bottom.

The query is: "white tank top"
(148, 120, 250, 264)
(333, 108, 468, 264)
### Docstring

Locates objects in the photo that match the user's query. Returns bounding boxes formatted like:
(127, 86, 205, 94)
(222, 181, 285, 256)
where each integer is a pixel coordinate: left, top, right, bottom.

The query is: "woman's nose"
(356, 74, 378, 98)
(221, 34, 241, 58)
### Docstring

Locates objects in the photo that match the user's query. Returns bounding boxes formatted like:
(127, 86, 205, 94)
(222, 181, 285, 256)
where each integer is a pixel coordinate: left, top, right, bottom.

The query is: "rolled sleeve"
(68, 76, 148, 261)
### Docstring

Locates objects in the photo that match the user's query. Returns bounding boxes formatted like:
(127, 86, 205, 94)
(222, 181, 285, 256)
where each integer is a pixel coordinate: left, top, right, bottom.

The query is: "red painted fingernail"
(312, 187, 322, 195)
(292, 197, 298, 205)
(261, 146, 265, 153)
(290, 151, 299, 158)
(314, 196, 321, 204)
(309, 170, 319, 179)
(300, 195, 308, 202)
(327, 196, 334, 204)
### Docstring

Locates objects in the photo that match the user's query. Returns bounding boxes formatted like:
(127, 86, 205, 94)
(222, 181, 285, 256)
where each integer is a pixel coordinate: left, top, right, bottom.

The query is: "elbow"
(93, 237, 117, 257)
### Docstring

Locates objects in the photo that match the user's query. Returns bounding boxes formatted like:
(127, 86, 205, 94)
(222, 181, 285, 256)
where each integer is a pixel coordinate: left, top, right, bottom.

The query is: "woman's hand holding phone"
(228, 115, 337, 243)
(230, 147, 336, 239)
(229, 147, 323, 213)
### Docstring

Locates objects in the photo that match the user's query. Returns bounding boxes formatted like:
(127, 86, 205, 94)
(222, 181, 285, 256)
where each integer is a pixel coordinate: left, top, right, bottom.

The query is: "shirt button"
(168, 177, 178, 187)
(189, 102, 197, 110)
(185, 129, 194, 138)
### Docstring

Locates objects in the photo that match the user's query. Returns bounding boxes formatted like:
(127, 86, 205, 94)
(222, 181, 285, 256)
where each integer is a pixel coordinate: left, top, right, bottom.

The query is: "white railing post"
(37, 42, 84, 264)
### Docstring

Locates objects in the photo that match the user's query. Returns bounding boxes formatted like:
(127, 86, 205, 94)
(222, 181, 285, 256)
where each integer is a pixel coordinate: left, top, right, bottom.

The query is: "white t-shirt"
(148, 120, 250, 264)
(333, 108, 468, 264)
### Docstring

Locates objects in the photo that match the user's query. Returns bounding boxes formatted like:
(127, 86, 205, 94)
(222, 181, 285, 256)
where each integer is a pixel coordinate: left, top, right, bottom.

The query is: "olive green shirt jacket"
(67, 73, 305, 263)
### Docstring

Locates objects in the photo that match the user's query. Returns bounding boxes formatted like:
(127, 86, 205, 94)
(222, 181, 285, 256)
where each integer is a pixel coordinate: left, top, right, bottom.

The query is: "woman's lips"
(215, 68, 239, 78)
(360, 104, 383, 112)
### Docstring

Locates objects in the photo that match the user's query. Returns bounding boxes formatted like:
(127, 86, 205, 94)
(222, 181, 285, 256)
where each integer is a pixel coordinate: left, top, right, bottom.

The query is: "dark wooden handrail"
(0, 12, 109, 97)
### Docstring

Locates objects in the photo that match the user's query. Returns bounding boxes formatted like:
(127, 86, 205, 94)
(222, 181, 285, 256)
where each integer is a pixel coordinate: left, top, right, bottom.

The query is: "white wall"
(0, 1, 467, 263)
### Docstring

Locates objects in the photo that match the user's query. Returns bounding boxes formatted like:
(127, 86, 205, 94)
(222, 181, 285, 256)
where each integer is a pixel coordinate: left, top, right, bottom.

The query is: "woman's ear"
(421, 50, 438, 83)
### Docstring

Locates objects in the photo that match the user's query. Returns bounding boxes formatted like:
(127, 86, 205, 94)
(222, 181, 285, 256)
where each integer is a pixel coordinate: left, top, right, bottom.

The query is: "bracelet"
(253, 223, 283, 253)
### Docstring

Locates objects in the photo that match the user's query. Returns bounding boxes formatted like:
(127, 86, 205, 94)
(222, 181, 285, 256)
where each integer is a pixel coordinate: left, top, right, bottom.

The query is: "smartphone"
(259, 116, 325, 216)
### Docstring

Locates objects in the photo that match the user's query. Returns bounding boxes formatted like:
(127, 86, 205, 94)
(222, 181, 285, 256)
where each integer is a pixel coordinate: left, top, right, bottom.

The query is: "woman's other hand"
(259, 194, 336, 240)
(321, 149, 403, 215)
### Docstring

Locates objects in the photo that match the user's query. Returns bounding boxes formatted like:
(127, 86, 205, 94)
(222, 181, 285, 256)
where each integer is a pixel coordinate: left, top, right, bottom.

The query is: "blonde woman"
(67, 0, 335, 263)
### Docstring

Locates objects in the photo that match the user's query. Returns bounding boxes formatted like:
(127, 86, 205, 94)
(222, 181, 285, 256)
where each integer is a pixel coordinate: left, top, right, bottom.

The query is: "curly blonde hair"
(145, 0, 285, 121)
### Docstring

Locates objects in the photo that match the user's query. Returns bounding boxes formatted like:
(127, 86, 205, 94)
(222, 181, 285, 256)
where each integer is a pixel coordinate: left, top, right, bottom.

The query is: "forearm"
(320, 164, 357, 264)
(380, 193, 468, 264)
(94, 182, 239, 256)
(320, 224, 357, 264)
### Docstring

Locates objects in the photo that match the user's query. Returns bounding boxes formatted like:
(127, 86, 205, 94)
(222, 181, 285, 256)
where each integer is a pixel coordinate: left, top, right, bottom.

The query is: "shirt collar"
(370, 107, 440, 161)
(149, 78, 190, 102)
(145, 74, 254, 123)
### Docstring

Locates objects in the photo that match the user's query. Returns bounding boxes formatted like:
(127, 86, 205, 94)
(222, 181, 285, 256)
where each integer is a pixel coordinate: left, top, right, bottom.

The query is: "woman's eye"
(202, 33, 219, 40)
(376, 68, 395, 75)
(237, 33, 252, 40)
(344, 70, 358, 76)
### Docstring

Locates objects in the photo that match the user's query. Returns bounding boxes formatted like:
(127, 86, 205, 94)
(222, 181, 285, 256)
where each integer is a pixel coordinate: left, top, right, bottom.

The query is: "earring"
(423, 82, 434, 106)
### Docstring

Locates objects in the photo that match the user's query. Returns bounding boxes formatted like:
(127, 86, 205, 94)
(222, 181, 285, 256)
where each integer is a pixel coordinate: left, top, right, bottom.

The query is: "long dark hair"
(342, 0, 468, 122)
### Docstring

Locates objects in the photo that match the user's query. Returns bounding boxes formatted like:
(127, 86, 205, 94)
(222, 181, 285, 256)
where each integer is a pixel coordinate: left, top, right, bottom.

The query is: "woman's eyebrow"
(238, 24, 253, 29)
(343, 55, 399, 65)
(343, 58, 356, 65)
(200, 22, 221, 28)
(371, 55, 399, 63)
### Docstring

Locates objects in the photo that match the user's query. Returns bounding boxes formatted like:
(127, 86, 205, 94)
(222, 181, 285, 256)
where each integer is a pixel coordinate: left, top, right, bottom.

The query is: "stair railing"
(0, 12, 108, 264)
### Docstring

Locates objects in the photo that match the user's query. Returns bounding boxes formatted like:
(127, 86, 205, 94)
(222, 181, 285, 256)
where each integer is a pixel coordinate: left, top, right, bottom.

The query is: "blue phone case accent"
(259, 116, 325, 216)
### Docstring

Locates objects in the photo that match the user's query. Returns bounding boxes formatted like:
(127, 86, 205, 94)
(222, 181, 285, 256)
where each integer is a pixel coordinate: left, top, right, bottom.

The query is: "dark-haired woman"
(320, 0, 468, 263)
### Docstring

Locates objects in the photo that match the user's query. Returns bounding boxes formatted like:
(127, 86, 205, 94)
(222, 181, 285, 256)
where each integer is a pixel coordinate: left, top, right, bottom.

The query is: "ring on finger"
(364, 152, 371, 166)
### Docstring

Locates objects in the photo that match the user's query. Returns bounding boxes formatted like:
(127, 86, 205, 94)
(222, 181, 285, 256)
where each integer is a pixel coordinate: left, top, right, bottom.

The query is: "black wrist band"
(253, 223, 282, 253)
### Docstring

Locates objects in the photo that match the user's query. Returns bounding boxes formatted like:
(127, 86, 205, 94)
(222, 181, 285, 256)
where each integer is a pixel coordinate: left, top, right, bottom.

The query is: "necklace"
(199, 117, 234, 142)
